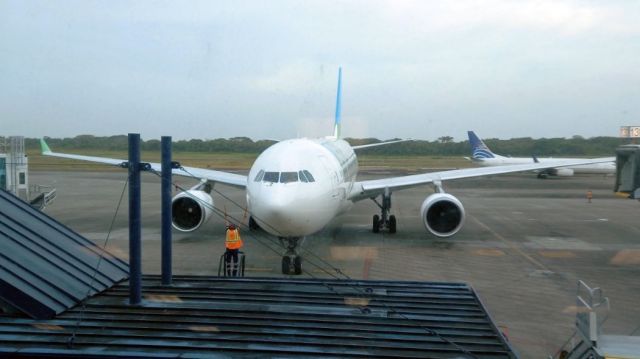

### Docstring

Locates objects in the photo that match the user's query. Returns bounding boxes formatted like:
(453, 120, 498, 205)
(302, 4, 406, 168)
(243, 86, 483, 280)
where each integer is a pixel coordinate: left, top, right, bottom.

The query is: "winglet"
(40, 138, 52, 154)
(333, 67, 342, 139)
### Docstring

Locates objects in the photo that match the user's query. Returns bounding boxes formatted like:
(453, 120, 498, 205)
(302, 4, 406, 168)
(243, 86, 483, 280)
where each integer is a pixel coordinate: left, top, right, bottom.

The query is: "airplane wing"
(40, 139, 247, 188)
(351, 139, 412, 150)
(348, 158, 612, 201)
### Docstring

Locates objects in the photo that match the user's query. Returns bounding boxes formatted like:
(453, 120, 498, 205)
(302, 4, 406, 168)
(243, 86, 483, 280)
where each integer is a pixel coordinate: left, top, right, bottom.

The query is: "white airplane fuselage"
(246, 138, 357, 237)
(474, 156, 615, 174)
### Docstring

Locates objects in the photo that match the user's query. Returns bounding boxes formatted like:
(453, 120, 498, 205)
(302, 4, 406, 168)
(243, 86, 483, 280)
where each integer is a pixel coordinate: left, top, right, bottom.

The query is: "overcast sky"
(1, 1, 639, 141)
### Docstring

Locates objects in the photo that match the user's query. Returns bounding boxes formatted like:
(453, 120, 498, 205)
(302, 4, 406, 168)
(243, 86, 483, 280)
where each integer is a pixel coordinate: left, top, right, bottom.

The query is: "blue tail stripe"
(335, 67, 342, 125)
(467, 131, 495, 159)
(333, 67, 342, 138)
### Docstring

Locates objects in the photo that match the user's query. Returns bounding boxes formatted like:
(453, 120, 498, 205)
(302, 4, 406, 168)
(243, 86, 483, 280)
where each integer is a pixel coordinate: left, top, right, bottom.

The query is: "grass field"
(27, 149, 474, 172)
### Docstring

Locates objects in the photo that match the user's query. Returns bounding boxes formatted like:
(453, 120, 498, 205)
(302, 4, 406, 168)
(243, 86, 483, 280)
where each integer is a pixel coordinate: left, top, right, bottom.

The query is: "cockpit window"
(254, 170, 265, 182)
(260, 170, 313, 184)
(263, 171, 279, 183)
(303, 170, 315, 182)
(280, 172, 298, 183)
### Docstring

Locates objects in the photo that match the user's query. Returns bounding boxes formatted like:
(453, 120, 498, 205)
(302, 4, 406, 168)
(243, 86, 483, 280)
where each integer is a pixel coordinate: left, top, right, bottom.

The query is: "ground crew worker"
(225, 223, 243, 275)
(587, 190, 593, 203)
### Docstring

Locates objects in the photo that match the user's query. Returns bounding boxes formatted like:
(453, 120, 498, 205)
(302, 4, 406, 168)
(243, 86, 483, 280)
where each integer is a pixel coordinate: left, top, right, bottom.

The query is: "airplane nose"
(248, 183, 333, 237)
(255, 198, 296, 232)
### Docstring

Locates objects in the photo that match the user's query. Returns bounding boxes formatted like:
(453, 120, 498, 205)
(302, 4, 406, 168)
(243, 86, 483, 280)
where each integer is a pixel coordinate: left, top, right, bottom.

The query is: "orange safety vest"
(225, 228, 243, 250)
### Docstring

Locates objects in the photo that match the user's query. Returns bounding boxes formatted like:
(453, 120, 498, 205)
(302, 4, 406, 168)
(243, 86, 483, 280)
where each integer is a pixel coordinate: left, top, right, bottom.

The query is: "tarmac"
(31, 170, 640, 358)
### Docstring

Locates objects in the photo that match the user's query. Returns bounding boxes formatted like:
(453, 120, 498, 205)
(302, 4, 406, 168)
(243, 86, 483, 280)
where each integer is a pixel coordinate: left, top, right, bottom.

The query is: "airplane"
(466, 131, 616, 178)
(40, 68, 612, 275)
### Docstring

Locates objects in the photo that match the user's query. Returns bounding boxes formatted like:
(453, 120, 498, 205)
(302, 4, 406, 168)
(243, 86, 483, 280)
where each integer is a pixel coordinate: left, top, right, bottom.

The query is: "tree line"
(22, 134, 628, 156)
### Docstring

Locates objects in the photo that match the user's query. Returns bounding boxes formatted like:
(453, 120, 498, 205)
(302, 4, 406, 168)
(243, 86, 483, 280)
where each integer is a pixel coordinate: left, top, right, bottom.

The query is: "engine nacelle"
(552, 168, 574, 177)
(171, 190, 214, 232)
(420, 193, 465, 237)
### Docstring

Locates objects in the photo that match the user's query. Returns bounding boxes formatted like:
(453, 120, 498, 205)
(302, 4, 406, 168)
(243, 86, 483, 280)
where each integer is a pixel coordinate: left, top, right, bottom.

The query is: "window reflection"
(280, 172, 298, 183)
(254, 169, 265, 182)
(303, 170, 315, 182)
(257, 170, 315, 183)
(263, 172, 279, 183)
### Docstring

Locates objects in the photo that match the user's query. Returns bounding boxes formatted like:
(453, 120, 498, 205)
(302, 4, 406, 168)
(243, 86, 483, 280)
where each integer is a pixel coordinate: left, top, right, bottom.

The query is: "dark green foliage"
(25, 135, 627, 156)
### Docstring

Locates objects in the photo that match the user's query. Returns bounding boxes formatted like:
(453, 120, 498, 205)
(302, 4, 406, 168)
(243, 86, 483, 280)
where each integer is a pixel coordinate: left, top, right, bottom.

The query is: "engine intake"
(172, 190, 214, 232)
(420, 193, 465, 237)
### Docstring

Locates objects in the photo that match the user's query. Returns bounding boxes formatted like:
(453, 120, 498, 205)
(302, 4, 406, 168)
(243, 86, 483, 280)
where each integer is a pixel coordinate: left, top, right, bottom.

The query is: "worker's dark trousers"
(225, 249, 239, 275)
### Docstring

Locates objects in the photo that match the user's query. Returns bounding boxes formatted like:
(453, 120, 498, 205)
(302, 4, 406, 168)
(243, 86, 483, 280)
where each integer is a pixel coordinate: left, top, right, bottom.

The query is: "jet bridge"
(614, 144, 640, 198)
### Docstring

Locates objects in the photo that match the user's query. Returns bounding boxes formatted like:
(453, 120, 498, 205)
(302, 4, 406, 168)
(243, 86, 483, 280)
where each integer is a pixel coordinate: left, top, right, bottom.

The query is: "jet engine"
(537, 167, 574, 178)
(171, 190, 214, 232)
(551, 168, 574, 176)
(420, 193, 465, 237)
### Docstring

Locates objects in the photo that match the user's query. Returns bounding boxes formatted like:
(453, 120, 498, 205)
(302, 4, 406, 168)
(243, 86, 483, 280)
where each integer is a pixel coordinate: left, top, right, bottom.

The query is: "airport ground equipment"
(0, 136, 29, 200)
(0, 275, 516, 358)
(1, 136, 56, 208)
(0, 189, 128, 319)
(614, 144, 640, 198)
(552, 281, 640, 359)
(218, 252, 246, 277)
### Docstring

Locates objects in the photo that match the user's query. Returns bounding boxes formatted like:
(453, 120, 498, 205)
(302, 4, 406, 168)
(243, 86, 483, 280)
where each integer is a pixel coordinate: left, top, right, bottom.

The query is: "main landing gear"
(280, 237, 303, 275)
(371, 189, 396, 234)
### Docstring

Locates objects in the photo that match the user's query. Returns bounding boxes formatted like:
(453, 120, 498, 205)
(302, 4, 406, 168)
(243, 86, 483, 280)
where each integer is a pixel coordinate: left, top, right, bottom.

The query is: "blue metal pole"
(128, 133, 142, 305)
(161, 136, 172, 285)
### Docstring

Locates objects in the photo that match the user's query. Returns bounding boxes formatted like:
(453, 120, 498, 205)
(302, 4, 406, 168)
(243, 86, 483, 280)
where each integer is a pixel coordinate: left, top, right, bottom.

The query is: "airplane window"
(303, 170, 315, 182)
(298, 170, 308, 183)
(280, 172, 298, 183)
(254, 170, 265, 182)
(263, 171, 279, 183)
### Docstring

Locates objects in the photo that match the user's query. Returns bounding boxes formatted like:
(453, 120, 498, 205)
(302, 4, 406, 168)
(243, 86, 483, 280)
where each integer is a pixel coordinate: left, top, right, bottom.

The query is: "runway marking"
(362, 255, 373, 279)
(610, 249, 640, 265)
(470, 215, 552, 272)
(474, 249, 505, 257)
(526, 236, 601, 251)
(330, 246, 378, 261)
(538, 250, 576, 259)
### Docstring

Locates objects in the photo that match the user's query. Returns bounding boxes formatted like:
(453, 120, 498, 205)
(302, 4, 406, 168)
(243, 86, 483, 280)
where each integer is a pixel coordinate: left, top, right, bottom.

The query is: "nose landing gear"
(280, 237, 303, 275)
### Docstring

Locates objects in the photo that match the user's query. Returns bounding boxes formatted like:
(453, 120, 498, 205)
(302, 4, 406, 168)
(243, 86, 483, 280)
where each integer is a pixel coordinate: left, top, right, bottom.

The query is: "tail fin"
(467, 131, 496, 159)
(333, 67, 342, 139)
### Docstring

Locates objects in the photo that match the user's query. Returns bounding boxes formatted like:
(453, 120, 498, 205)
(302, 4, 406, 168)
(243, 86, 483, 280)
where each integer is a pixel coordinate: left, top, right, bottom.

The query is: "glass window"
(263, 172, 279, 183)
(280, 172, 298, 183)
(254, 170, 265, 182)
(303, 170, 315, 182)
(19, 172, 26, 185)
(298, 170, 308, 183)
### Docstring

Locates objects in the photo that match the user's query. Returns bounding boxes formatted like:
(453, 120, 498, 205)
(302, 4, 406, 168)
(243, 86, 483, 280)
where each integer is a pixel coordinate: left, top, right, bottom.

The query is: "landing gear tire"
(282, 256, 292, 274)
(282, 255, 302, 275)
(389, 215, 397, 234)
(372, 214, 380, 233)
(294, 256, 302, 275)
